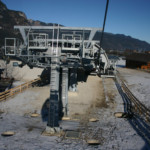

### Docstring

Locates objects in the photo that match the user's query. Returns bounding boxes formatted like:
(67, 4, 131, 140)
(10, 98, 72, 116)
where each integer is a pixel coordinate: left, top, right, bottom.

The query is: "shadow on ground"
(115, 81, 150, 149)
(41, 98, 49, 122)
(40, 68, 90, 123)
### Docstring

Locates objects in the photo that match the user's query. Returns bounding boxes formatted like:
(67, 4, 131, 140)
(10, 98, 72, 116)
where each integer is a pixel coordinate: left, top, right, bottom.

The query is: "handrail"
(116, 72, 150, 122)
(0, 78, 40, 102)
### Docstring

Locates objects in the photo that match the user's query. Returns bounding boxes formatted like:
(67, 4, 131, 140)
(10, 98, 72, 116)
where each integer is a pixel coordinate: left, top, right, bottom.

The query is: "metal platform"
(4, 25, 116, 130)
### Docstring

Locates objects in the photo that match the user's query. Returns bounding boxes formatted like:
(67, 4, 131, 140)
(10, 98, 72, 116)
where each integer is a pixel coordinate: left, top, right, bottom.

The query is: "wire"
(99, 0, 109, 51)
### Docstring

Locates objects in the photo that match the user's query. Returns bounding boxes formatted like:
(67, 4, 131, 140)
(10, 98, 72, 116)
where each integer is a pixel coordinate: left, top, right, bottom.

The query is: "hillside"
(0, 1, 60, 48)
(0, 1, 150, 51)
(94, 32, 150, 51)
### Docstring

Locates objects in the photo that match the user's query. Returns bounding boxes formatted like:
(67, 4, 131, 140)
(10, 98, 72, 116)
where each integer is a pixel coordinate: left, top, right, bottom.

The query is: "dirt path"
(68, 75, 106, 118)
(0, 86, 50, 115)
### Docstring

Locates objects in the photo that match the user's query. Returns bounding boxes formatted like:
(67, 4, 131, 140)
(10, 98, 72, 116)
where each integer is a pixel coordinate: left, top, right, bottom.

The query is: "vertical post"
(20, 85, 22, 92)
(47, 58, 60, 128)
(69, 68, 77, 92)
(61, 67, 69, 116)
(82, 30, 85, 58)
(10, 89, 13, 97)
(46, 25, 61, 133)
(5, 62, 7, 78)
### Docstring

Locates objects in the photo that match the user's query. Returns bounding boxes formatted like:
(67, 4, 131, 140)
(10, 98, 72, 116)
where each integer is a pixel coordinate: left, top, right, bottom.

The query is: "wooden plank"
(0, 78, 40, 102)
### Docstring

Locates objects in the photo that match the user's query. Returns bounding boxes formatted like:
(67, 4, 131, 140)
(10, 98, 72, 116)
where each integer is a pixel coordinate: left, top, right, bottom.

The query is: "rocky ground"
(0, 66, 150, 149)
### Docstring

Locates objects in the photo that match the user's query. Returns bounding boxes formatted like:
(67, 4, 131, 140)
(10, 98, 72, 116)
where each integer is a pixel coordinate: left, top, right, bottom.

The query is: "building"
(126, 53, 150, 68)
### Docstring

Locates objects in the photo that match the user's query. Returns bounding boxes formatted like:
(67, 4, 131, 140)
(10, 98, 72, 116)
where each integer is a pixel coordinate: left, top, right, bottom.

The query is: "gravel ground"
(0, 67, 150, 149)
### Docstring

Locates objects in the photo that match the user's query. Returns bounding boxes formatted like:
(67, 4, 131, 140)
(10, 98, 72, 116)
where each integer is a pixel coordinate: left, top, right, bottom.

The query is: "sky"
(2, 0, 150, 43)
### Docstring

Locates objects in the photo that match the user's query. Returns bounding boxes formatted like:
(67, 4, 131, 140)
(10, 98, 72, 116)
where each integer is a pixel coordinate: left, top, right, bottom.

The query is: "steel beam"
(61, 67, 69, 116)
(14, 26, 102, 31)
(18, 28, 28, 45)
(86, 29, 97, 48)
(48, 57, 60, 127)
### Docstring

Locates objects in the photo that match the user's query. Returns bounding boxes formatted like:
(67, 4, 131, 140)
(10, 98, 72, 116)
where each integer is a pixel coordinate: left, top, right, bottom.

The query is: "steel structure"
(4, 25, 115, 132)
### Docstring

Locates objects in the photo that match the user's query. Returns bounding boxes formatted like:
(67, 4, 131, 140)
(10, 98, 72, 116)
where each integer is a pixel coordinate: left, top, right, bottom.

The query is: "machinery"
(4, 25, 115, 132)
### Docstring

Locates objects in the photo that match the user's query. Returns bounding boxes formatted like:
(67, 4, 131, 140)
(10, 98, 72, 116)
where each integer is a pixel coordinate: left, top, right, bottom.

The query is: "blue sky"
(2, 0, 150, 43)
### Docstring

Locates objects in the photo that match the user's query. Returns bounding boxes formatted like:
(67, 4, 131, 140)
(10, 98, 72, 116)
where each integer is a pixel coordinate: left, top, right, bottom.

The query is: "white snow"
(12, 81, 25, 88)
(116, 57, 126, 68)
(0, 67, 150, 149)
(118, 68, 150, 109)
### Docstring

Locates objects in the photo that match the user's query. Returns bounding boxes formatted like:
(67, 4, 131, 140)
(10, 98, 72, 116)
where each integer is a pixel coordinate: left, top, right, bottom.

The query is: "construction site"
(0, 0, 150, 150)
(0, 24, 150, 149)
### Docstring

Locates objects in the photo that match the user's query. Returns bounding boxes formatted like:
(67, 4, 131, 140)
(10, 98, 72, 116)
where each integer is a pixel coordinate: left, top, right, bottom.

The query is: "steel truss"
(4, 25, 114, 131)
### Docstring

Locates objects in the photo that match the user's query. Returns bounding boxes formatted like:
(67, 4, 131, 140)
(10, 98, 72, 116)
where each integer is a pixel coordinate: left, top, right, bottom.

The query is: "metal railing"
(0, 78, 40, 102)
(115, 74, 150, 144)
(121, 81, 150, 122)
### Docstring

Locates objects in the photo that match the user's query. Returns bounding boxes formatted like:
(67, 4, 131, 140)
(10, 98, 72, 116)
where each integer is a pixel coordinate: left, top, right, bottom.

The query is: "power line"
(99, 0, 109, 49)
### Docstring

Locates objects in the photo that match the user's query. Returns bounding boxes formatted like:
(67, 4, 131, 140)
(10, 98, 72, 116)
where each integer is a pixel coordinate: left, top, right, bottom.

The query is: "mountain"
(93, 32, 150, 51)
(0, 1, 150, 51)
(0, 1, 61, 48)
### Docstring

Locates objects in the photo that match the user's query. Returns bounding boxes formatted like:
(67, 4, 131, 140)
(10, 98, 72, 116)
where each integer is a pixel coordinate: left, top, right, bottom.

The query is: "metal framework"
(4, 25, 114, 132)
